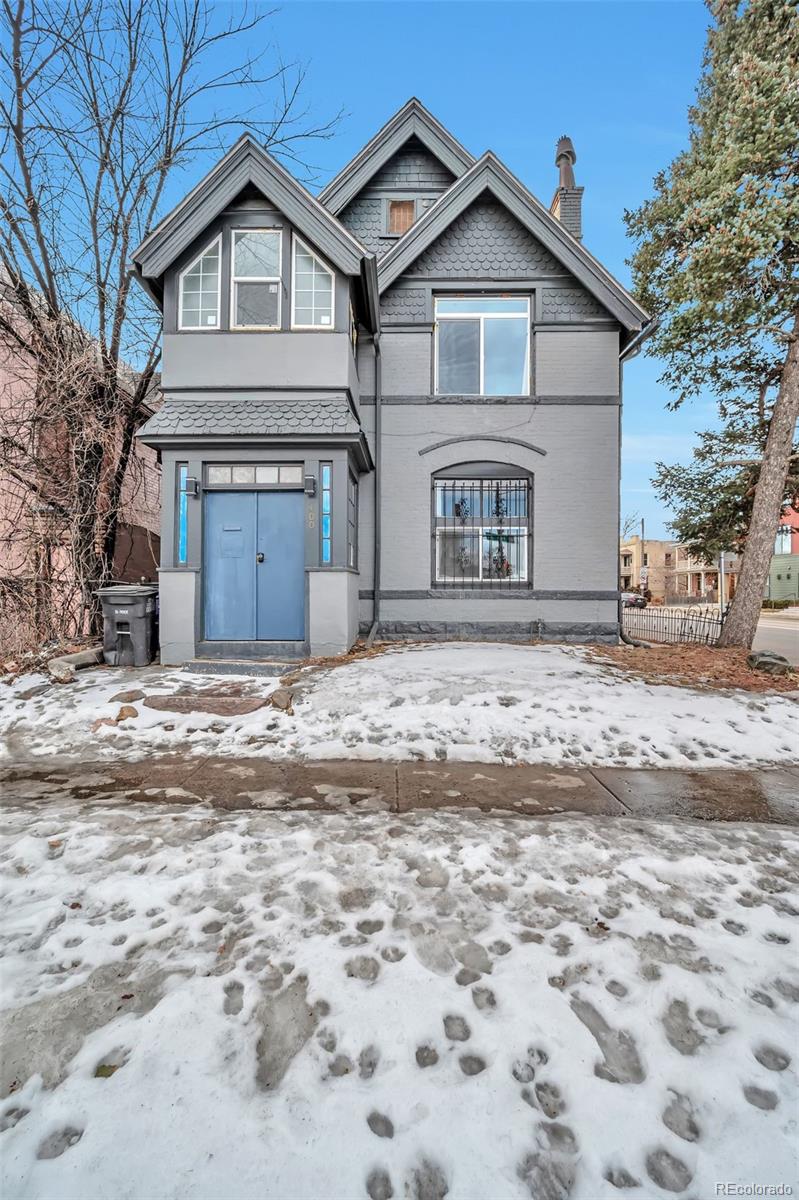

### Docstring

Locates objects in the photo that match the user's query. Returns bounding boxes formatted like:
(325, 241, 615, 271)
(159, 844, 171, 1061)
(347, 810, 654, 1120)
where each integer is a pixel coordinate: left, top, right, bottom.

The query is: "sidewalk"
(3, 756, 798, 825)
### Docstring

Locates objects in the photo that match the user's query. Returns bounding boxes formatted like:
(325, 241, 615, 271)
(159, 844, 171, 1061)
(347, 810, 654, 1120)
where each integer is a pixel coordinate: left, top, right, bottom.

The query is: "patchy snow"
(1, 643, 798, 769)
(1, 795, 797, 1199)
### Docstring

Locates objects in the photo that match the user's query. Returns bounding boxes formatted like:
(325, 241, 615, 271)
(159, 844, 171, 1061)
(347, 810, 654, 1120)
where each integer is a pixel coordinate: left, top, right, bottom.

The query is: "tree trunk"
(718, 313, 799, 649)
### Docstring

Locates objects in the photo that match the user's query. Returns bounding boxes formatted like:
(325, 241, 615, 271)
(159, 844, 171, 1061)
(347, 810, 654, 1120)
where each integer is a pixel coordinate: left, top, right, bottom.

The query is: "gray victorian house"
(133, 100, 650, 665)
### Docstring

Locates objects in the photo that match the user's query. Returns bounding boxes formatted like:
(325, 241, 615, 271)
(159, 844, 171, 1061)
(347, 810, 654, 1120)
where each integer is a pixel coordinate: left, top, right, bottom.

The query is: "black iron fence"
(623, 603, 728, 646)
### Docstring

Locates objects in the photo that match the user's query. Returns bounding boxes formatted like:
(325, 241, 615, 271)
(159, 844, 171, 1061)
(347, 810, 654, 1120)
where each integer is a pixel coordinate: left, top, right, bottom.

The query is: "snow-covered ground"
(1, 644, 797, 769)
(1, 797, 797, 1199)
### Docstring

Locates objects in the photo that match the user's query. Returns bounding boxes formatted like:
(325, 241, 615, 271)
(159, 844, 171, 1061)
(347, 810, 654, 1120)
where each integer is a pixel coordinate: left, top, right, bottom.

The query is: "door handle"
(256, 552, 265, 563)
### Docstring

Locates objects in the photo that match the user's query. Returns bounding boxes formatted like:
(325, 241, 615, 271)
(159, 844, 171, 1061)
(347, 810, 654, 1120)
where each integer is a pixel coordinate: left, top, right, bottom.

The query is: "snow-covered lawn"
(1, 644, 798, 769)
(1, 797, 797, 1199)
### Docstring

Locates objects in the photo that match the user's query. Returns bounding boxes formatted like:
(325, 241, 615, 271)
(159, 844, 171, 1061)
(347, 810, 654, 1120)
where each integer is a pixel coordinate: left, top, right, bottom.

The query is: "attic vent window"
(388, 199, 415, 235)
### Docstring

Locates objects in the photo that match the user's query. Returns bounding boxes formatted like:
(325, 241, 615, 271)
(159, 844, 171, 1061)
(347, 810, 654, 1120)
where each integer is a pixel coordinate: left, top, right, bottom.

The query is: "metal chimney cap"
(555, 135, 576, 165)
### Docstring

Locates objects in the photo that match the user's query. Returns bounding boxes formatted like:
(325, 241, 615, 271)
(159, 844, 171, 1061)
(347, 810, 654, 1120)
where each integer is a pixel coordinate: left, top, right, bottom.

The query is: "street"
(753, 614, 799, 665)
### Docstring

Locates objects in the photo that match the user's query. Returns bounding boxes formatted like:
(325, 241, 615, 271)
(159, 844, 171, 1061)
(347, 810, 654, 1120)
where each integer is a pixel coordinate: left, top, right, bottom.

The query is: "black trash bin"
(95, 584, 159, 667)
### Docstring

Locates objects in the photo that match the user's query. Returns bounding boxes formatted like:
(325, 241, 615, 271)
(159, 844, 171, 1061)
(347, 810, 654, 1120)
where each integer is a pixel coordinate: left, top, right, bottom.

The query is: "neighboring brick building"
(0, 332, 161, 649)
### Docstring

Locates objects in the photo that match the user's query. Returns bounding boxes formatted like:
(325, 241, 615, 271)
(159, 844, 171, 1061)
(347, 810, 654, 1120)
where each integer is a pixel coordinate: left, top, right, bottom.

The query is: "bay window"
(231, 229, 281, 329)
(435, 297, 530, 396)
(292, 236, 334, 328)
(178, 237, 221, 329)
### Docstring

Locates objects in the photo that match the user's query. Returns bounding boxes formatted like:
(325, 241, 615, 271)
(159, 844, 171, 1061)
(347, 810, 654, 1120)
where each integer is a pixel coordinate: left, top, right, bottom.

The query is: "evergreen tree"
(626, 0, 799, 646)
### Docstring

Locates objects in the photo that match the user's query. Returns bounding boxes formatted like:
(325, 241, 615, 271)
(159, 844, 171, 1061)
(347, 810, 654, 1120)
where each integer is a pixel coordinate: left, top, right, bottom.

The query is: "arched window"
(178, 236, 221, 330)
(432, 462, 532, 587)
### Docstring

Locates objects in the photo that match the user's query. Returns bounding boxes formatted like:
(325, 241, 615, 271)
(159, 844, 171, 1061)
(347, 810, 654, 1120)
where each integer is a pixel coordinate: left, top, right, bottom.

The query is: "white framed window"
(292, 235, 334, 329)
(434, 296, 530, 396)
(775, 525, 792, 554)
(178, 235, 221, 330)
(231, 229, 282, 329)
(432, 476, 531, 584)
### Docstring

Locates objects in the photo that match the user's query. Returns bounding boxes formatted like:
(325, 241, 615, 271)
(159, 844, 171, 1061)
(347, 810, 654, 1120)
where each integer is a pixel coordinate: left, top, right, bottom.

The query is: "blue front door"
(204, 490, 305, 641)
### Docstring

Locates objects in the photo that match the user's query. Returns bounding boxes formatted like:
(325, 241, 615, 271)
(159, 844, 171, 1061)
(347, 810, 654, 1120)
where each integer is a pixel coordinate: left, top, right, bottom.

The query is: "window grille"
(432, 477, 531, 587)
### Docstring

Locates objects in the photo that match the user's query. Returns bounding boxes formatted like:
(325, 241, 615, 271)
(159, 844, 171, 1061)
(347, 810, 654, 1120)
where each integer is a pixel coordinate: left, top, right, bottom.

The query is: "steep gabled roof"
(133, 135, 369, 285)
(319, 99, 475, 215)
(377, 153, 650, 332)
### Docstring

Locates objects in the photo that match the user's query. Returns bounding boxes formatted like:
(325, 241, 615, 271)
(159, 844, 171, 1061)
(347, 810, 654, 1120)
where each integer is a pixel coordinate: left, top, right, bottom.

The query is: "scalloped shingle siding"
(406, 199, 562, 277)
(380, 287, 427, 321)
(138, 397, 361, 439)
(542, 287, 607, 320)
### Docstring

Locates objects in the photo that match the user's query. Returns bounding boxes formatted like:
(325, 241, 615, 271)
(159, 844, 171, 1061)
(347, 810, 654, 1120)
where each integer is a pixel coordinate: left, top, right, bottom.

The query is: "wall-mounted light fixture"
(183, 475, 199, 497)
(304, 474, 316, 497)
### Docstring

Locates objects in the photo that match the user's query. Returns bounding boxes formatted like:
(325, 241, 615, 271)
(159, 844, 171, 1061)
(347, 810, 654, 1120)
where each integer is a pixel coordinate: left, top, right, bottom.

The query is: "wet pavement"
(1, 757, 798, 824)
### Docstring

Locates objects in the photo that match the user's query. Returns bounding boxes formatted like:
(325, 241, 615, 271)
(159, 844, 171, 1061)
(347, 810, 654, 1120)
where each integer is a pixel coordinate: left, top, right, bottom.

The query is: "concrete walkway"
(2, 756, 798, 825)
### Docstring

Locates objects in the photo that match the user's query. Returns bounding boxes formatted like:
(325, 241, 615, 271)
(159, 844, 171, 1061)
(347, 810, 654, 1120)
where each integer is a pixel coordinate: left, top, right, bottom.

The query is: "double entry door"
(204, 490, 305, 642)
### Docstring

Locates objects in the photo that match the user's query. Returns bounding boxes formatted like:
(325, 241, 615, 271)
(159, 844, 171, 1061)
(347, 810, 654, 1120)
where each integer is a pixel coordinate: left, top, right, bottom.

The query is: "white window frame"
(291, 234, 335, 330)
(230, 228, 282, 331)
(433, 296, 531, 397)
(434, 526, 528, 583)
(178, 234, 222, 331)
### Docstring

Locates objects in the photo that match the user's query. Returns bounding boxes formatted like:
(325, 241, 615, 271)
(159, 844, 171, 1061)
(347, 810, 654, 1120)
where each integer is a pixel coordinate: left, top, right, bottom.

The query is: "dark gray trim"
(319, 99, 474, 214)
(134, 135, 367, 281)
(359, 589, 620, 601)
(358, 395, 619, 406)
(377, 153, 649, 330)
(419, 435, 547, 457)
(367, 620, 619, 644)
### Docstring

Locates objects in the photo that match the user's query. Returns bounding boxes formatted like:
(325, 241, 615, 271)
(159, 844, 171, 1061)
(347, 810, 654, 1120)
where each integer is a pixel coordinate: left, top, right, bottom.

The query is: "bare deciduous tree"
(0, 0, 337, 649)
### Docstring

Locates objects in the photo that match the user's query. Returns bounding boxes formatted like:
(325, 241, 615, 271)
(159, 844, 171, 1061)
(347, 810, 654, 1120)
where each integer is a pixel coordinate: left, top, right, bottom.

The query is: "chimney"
(550, 135, 583, 241)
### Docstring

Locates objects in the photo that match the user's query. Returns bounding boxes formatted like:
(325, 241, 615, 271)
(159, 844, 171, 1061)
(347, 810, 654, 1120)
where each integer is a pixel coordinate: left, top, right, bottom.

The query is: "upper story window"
(775, 525, 792, 554)
(178, 236, 221, 329)
(231, 229, 281, 329)
(388, 199, 415, 235)
(292, 236, 334, 328)
(435, 297, 530, 396)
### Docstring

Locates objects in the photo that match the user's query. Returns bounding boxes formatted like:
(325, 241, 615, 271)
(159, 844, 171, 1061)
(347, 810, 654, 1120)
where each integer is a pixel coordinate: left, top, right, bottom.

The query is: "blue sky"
(211, 0, 713, 537)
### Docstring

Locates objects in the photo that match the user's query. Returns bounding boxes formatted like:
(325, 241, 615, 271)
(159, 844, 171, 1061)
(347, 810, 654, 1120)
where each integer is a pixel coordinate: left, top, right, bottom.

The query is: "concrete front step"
(184, 659, 292, 678)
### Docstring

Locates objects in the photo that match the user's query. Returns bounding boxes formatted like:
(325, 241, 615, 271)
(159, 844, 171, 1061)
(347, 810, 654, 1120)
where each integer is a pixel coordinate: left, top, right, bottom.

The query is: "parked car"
(622, 592, 647, 608)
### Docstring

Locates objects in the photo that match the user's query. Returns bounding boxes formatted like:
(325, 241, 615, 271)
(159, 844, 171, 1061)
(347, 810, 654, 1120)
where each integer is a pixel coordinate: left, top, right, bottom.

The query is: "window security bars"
(433, 478, 530, 586)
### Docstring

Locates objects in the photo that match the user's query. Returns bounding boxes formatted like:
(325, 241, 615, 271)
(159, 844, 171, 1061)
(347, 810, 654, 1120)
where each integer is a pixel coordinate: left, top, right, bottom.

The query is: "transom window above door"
(231, 229, 282, 329)
(435, 297, 530, 396)
(206, 463, 303, 486)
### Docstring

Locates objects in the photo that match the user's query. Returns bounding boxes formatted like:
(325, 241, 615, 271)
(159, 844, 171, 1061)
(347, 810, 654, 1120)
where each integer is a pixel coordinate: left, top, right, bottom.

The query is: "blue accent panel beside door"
(204, 492, 256, 639)
(256, 490, 305, 640)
